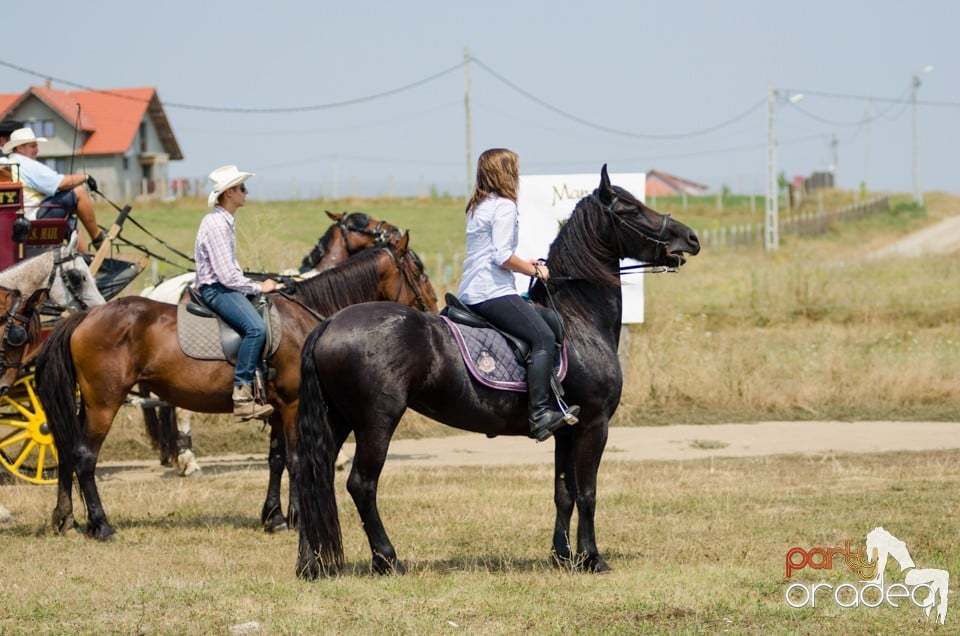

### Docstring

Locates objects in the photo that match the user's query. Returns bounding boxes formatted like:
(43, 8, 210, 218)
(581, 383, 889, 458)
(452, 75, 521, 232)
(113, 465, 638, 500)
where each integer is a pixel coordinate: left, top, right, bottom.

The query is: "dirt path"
(92, 420, 960, 482)
(867, 214, 960, 258)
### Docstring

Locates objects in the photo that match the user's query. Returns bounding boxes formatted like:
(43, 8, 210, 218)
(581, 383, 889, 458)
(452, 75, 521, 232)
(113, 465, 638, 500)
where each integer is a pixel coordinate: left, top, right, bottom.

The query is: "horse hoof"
(88, 524, 116, 542)
(263, 520, 289, 533)
(372, 557, 406, 576)
(588, 557, 612, 574)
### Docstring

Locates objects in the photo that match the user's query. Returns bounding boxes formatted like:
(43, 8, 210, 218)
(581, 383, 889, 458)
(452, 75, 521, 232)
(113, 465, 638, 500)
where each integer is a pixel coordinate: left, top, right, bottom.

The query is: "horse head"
(49, 234, 107, 311)
(545, 166, 699, 290)
(0, 287, 47, 395)
(386, 231, 439, 314)
(299, 211, 403, 273)
(595, 164, 700, 269)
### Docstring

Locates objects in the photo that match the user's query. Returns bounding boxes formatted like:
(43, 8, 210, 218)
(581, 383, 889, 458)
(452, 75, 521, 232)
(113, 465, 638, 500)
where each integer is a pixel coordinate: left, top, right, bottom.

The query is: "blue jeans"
(198, 283, 265, 386)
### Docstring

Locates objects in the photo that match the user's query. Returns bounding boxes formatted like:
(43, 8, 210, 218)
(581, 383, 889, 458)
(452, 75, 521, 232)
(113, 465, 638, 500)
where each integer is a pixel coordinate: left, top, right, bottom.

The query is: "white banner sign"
(516, 172, 647, 323)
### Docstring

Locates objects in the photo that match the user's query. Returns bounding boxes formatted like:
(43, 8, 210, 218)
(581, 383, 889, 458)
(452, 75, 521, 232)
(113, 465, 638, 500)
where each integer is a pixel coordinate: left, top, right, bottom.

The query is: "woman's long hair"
(465, 148, 519, 215)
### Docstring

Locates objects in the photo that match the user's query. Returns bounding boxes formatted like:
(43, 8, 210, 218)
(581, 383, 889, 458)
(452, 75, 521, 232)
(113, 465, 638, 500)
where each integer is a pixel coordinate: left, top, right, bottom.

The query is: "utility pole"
(912, 65, 933, 206)
(864, 98, 871, 193)
(765, 87, 803, 251)
(765, 85, 778, 251)
(831, 133, 839, 188)
(464, 46, 473, 198)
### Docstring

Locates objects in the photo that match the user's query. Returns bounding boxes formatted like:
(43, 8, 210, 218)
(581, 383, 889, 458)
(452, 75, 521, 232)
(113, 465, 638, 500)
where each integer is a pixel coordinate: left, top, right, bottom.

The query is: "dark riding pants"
(467, 294, 555, 357)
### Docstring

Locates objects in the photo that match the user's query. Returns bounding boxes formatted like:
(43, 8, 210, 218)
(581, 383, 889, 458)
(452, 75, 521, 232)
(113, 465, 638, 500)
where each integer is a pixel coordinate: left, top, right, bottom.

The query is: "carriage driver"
(2, 127, 105, 252)
(195, 165, 278, 422)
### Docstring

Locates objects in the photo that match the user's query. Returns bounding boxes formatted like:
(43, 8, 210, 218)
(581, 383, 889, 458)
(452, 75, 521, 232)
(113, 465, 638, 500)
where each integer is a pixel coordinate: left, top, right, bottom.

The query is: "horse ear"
(325, 210, 343, 222)
(67, 231, 79, 253)
(397, 231, 410, 252)
(27, 288, 48, 306)
(598, 164, 614, 205)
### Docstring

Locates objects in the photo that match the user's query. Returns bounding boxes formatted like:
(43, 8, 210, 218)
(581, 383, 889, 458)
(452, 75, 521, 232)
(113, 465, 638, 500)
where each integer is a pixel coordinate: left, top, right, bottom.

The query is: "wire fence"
(696, 196, 890, 251)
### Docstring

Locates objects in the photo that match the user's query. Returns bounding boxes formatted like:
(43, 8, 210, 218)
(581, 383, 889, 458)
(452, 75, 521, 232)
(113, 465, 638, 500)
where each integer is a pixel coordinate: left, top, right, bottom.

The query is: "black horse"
(294, 166, 701, 578)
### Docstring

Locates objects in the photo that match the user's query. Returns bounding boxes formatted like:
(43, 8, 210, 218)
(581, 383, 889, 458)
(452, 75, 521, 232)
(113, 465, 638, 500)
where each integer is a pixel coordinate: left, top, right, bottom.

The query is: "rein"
(273, 289, 327, 322)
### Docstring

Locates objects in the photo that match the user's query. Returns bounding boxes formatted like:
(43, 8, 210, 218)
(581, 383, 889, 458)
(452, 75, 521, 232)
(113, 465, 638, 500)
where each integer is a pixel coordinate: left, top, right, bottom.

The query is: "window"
(29, 120, 55, 137)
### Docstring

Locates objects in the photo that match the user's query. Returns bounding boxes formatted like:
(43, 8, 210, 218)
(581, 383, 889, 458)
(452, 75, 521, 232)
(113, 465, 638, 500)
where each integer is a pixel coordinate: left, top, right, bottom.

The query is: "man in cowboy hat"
(195, 165, 278, 421)
(3, 127, 104, 252)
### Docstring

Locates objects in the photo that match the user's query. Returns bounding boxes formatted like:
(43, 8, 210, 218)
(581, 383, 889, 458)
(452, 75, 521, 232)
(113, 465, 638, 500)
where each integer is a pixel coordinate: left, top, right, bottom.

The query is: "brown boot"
(233, 384, 274, 421)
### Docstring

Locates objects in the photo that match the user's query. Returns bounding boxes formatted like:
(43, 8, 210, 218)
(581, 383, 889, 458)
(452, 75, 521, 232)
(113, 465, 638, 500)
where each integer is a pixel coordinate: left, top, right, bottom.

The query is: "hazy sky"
(2, 1, 956, 200)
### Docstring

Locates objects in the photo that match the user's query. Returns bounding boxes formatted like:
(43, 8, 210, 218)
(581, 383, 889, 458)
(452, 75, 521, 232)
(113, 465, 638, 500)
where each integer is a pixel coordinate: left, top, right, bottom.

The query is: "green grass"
(2, 450, 957, 634)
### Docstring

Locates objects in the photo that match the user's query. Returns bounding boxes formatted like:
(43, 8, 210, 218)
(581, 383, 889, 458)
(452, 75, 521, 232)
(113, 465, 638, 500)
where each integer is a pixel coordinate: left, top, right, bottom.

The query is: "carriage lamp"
(12, 213, 30, 244)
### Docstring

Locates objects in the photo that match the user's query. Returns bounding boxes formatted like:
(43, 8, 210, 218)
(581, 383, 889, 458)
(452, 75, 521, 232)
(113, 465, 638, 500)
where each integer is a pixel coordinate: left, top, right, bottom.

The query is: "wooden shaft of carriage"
(88, 204, 131, 276)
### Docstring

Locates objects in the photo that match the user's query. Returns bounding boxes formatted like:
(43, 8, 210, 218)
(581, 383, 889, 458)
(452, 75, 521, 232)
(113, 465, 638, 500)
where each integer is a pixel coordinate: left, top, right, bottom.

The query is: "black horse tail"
(295, 320, 344, 578)
(34, 310, 88, 484)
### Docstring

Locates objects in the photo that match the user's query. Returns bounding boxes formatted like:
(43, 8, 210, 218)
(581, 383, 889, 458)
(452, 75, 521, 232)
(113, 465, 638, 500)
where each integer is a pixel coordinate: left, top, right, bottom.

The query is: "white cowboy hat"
(2, 127, 47, 155)
(207, 164, 254, 207)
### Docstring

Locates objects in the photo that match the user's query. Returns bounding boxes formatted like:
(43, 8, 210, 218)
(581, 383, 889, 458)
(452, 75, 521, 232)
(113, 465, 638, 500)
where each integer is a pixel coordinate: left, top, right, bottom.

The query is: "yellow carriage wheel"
(0, 373, 58, 485)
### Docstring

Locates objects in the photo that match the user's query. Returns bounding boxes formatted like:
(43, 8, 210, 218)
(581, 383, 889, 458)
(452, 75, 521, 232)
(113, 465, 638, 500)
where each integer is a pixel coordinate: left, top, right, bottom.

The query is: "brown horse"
(35, 235, 438, 540)
(140, 210, 432, 479)
(298, 210, 403, 273)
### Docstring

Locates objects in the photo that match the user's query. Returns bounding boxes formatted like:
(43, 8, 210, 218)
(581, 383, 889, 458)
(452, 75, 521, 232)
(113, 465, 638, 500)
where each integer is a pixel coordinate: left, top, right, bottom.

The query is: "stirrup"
(556, 396, 579, 425)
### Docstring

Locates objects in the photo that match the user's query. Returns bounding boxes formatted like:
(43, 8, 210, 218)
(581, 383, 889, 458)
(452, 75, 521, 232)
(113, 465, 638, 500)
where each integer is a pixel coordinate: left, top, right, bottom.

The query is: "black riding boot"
(527, 351, 579, 442)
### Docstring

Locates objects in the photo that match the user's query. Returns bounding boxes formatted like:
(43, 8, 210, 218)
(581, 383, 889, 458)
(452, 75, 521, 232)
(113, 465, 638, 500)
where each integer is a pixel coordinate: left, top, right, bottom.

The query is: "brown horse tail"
(34, 310, 89, 482)
(295, 320, 344, 578)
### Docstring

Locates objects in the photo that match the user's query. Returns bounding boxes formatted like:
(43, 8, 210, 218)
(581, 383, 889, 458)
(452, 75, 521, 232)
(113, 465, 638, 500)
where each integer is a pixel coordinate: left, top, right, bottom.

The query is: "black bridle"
(385, 247, 430, 312)
(592, 193, 671, 264)
(302, 216, 402, 271)
(0, 291, 34, 376)
(45, 245, 92, 312)
(340, 217, 402, 255)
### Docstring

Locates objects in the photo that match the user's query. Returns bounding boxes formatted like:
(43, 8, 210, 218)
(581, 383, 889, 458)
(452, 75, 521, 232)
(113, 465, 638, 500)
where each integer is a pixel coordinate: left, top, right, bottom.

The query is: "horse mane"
(299, 224, 339, 270)
(287, 248, 387, 314)
(299, 212, 375, 271)
(546, 189, 624, 289)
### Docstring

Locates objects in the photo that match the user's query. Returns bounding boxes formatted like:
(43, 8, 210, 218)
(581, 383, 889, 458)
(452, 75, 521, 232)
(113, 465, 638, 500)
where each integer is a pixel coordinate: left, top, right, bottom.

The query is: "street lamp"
(912, 65, 933, 206)
(765, 87, 804, 251)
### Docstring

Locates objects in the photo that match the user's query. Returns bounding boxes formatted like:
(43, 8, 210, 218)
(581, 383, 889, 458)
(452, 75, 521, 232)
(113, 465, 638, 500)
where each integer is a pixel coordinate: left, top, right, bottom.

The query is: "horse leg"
(173, 408, 202, 477)
(551, 433, 577, 568)
(571, 425, 610, 573)
(72, 406, 119, 541)
(261, 422, 288, 533)
(347, 427, 405, 575)
(51, 463, 78, 534)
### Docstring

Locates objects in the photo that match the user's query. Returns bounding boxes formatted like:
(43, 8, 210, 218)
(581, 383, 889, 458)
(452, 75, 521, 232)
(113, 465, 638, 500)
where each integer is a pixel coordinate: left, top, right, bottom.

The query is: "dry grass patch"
(3, 450, 958, 633)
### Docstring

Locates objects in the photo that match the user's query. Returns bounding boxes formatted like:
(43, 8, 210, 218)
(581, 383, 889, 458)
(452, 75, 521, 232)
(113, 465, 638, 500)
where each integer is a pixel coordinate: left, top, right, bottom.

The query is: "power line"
(470, 55, 765, 140)
(0, 57, 463, 113)
(784, 87, 960, 108)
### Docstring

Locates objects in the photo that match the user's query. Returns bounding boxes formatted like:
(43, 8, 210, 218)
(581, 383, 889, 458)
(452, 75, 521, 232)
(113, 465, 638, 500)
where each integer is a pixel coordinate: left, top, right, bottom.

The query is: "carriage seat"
(440, 293, 564, 363)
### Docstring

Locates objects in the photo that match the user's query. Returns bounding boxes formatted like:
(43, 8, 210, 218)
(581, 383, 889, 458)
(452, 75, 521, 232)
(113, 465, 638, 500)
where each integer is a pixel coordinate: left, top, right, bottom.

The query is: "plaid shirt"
(194, 206, 261, 295)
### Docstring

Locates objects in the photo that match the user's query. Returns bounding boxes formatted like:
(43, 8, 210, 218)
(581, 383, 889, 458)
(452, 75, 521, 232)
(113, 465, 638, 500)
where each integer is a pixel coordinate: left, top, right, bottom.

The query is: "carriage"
(0, 179, 145, 485)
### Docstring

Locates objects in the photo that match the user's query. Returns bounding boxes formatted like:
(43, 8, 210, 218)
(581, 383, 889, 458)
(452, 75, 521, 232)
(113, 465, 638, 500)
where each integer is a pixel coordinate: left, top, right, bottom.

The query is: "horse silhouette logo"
(865, 526, 949, 624)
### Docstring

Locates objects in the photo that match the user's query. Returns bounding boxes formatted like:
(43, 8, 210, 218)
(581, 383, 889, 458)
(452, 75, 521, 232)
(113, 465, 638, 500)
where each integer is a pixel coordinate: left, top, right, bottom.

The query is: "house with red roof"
(645, 169, 709, 198)
(0, 84, 182, 199)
